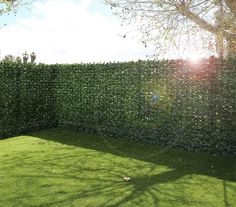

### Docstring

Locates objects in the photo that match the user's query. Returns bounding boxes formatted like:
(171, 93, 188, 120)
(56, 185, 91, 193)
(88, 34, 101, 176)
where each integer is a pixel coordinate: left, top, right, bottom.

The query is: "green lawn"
(0, 129, 236, 207)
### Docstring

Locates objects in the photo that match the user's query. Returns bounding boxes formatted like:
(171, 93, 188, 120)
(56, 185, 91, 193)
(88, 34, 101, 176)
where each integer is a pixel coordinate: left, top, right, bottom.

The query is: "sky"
(0, 0, 155, 64)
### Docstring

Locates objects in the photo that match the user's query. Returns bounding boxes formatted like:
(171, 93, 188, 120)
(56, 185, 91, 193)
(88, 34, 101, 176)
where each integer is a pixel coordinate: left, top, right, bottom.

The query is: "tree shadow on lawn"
(1, 152, 209, 207)
(33, 128, 236, 182)
(1, 128, 235, 207)
(28, 128, 236, 206)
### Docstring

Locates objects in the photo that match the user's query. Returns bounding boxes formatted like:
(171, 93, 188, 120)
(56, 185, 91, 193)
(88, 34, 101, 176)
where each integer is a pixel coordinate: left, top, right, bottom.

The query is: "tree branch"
(177, 4, 236, 40)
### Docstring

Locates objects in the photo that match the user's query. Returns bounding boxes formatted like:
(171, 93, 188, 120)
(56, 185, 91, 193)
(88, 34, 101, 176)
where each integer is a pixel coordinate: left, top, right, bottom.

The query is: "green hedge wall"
(0, 62, 57, 138)
(54, 59, 236, 155)
(0, 59, 235, 155)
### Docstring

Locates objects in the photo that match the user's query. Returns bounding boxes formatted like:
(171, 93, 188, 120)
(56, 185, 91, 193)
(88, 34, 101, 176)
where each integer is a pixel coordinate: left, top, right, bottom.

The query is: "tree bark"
(216, 33, 224, 57)
(226, 38, 236, 57)
(224, 0, 236, 16)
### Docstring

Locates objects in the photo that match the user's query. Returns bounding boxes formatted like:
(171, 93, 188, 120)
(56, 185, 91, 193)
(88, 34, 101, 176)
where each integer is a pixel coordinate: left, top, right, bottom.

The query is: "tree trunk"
(226, 38, 236, 57)
(216, 33, 224, 58)
(224, 0, 236, 17)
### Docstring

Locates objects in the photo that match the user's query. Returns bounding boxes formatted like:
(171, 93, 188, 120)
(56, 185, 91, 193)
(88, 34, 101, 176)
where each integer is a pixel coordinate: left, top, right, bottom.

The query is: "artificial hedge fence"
(0, 58, 235, 155)
(0, 62, 57, 138)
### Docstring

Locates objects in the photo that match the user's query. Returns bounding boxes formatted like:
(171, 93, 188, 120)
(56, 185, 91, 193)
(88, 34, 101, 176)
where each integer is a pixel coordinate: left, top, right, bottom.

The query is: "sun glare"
(187, 54, 201, 63)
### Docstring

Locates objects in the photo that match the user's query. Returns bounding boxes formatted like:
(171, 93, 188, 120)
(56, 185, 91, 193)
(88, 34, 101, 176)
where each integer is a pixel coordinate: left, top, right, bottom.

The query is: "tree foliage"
(0, 0, 29, 16)
(3, 54, 16, 61)
(105, 0, 236, 57)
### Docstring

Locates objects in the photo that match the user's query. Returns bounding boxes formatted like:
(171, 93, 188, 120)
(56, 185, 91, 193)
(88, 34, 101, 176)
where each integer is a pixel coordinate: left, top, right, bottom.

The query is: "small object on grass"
(123, 176, 131, 182)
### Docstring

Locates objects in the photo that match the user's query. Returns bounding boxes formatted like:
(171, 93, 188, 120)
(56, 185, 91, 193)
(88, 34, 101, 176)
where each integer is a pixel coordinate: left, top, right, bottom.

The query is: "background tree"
(3, 54, 15, 62)
(105, 0, 236, 58)
(0, 0, 29, 17)
(30, 52, 36, 63)
(22, 51, 29, 64)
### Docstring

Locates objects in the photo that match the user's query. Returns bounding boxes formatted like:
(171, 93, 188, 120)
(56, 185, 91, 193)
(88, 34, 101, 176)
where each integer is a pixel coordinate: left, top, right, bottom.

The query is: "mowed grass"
(0, 129, 236, 207)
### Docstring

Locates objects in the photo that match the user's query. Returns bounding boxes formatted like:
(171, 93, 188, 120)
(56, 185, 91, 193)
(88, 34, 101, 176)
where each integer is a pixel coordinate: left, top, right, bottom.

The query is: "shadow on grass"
(33, 128, 236, 182)
(1, 128, 235, 207)
(29, 128, 236, 206)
